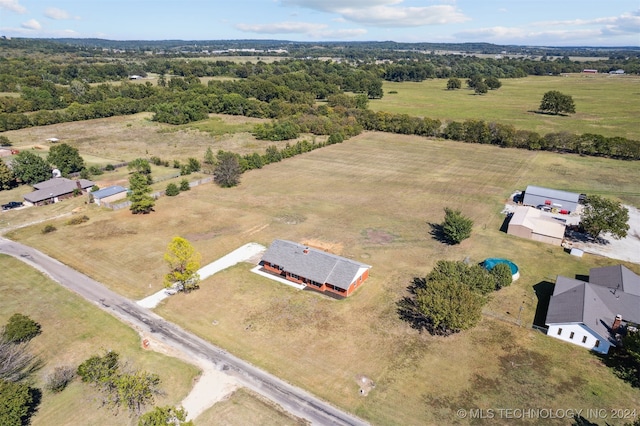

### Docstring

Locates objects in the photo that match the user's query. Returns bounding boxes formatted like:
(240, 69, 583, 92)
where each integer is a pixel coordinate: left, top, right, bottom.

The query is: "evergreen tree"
(128, 172, 155, 214)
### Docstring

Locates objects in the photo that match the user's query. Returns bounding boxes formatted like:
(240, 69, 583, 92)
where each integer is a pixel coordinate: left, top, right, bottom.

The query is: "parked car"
(2, 201, 23, 210)
(536, 204, 552, 212)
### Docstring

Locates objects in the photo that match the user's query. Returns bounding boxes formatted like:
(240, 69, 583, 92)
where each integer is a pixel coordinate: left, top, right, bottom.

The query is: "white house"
(545, 265, 640, 354)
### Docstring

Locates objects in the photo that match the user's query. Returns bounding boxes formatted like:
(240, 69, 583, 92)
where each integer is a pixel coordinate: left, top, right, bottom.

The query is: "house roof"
(24, 177, 94, 203)
(546, 266, 640, 345)
(524, 185, 580, 204)
(261, 239, 371, 290)
(510, 206, 566, 239)
(91, 185, 127, 199)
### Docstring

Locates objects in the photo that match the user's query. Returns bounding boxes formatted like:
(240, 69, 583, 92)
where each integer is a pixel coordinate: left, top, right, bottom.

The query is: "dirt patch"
(301, 238, 343, 255)
(362, 228, 396, 245)
(355, 374, 375, 396)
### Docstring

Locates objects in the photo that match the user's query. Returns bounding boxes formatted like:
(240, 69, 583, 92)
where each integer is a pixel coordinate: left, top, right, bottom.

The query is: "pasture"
(371, 74, 640, 140)
(5, 118, 640, 425)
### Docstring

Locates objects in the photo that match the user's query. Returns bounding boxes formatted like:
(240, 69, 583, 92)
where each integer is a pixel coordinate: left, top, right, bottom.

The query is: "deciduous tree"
(11, 151, 50, 185)
(139, 406, 193, 426)
(581, 195, 629, 240)
(47, 143, 85, 176)
(2, 314, 41, 343)
(446, 77, 461, 90)
(0, 160, 16, 190)
(539, 90, 576, 115)
(163, 237, 201, 292)
(213, 151, 241, 188)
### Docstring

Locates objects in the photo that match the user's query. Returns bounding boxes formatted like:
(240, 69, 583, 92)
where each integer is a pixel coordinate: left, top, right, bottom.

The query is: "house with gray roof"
(260, 239, 371, 297)
(545, 265, 640, 354)
(23, 177, 95, 206)
(523, 185, 581, 213)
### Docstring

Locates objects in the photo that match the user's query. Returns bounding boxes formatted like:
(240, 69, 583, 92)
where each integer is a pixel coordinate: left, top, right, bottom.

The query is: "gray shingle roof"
(261, 239, 371, 290)
(24, 178, 95, 203)
(546, 266, 640, 345)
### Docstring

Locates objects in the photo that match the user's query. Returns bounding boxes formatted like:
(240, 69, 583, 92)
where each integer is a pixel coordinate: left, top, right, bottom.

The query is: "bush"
(0, 135, 12, 146)
(42, 224, 57, 234)
(2, 313, 41, 343)
(165, 183, 180, 196)
(88, 165, 103, 176)
(45, 366, 75, 393)
(179, 179, 190, 191)
(440, 207, 473, 244)
(66, 215, 89, 225)
(104, 164, 115, 171)
(491, 263, 513, 289)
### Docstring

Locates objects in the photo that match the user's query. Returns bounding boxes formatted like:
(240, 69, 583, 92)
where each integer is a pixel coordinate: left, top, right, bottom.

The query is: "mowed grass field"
(5, 124, 640, 424)
(371, 74, 640, 140)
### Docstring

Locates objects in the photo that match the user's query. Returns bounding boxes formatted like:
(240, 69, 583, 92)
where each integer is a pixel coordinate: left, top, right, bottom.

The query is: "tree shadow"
(25, 386, 42, 425)
(532, 281, 555, 328)
(397, 277, 430, 331)
(528, 110, 570, 117)
(571, 414, 600, 426)
(427, 222, 449, 244)
(565, 229, 609, 245)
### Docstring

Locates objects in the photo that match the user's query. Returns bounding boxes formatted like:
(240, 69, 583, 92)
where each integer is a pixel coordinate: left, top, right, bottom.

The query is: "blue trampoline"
(482, 258, 520, 281)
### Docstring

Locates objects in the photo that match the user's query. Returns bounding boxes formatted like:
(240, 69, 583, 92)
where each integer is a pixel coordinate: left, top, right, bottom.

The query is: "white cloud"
(235, 21, 366, 39)
(21, 19, 41, 30)
(44, 7, 72, 20)
(280, 0, 469, 27)
(236, 21, 328, 34)
(0, 0, 26, 14)
(456, 9, 640, 44)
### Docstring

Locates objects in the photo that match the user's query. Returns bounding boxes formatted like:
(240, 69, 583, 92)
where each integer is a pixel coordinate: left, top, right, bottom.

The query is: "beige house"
(507, 206, 566, 245)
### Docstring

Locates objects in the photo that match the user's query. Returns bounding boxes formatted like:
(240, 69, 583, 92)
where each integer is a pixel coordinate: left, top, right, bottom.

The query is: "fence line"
(101, 175, 214, 210)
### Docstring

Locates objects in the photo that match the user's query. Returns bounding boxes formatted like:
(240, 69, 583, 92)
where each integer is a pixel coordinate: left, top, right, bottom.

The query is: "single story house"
(522, 185, 580, 214)
(507, 206, 567, 246)
(91, 185, 128, 206)
(260, 239, 371, 298)
(545, 265, 640, 354)
(24, 177, 95, 206)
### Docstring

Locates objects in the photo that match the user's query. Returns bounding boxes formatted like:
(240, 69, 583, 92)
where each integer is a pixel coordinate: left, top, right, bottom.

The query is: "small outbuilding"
(260, 239, 371, 298)
(91, 185, 128, 206)
(522, 185, 580, 214)
(507, 206, 566, 246)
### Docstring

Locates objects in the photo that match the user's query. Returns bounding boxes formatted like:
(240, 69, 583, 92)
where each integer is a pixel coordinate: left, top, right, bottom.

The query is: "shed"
(507, 206, 566, 246)
(522, 185, 580, 213)
(91, 185, 128, 206)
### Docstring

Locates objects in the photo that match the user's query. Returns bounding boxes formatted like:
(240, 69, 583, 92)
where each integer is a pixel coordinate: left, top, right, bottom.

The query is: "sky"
(0, 0, 638, 47)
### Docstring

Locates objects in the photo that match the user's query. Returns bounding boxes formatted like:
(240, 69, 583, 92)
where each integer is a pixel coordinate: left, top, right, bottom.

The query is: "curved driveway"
(0, 237, 368, 426)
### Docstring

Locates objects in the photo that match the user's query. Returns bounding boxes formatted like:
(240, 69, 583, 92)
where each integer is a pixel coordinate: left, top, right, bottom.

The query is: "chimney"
(76, 181, 82, 189)
(612, 314, 622, 332)
(303, 248, 309, 254)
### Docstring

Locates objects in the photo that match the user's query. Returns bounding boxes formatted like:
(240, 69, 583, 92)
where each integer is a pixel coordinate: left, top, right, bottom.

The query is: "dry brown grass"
(0, 255, 199, 426)
(5, 129, 640, 425)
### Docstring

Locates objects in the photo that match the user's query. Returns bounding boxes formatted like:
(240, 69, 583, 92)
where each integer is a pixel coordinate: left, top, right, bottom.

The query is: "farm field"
(5, 123, 640, 424)
(371, 74, 640, 140)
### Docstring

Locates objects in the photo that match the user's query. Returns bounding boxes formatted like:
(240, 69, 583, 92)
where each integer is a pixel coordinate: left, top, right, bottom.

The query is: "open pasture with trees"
(372, 74, 640, 140)
(6, 129, 640, 424)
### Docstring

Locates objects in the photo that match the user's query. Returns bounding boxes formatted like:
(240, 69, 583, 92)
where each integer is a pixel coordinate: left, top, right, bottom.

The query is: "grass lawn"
(195, 388, 307, 426)
(0, 255, 199, 426)
(6, 130, 640, 425)
(371, 74, 640, 140)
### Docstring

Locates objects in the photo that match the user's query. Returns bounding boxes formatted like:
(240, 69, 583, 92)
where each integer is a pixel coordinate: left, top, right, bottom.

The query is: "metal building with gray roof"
(523, 185, 580, 213)
(260, 239, 371, 297)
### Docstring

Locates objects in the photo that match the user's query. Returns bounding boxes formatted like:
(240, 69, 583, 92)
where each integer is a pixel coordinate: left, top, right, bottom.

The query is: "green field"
(5, 121, 640, 425)
(371, 74, 640, 140)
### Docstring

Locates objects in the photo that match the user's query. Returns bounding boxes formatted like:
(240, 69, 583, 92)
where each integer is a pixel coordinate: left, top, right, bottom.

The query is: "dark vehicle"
(2, 201, 23, 210)
(536, 204, 552, 212)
